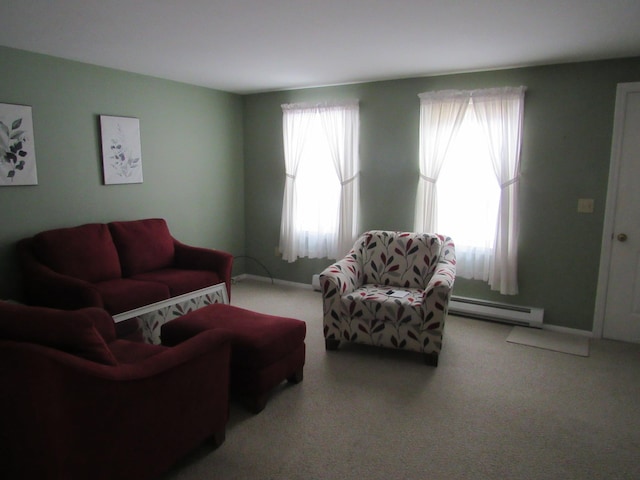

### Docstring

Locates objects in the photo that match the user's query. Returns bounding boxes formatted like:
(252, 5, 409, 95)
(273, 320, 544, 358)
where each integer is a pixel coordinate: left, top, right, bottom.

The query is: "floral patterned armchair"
(320, 230, 456, 366)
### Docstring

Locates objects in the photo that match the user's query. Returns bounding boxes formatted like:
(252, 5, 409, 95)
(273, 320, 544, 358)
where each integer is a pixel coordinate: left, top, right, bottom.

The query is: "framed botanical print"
(0, 103, 38, 186)
(100, 115, 143, 185)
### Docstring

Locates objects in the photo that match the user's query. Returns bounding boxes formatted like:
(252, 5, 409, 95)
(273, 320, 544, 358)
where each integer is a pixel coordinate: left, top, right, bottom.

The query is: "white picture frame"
(100, 115, 143, 185)
(0, 103, 38, 186)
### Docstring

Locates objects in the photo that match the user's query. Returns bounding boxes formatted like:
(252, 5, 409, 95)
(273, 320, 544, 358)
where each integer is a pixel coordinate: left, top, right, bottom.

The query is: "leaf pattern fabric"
(132, 285, 228, 344)
(320, 231, 456, 357)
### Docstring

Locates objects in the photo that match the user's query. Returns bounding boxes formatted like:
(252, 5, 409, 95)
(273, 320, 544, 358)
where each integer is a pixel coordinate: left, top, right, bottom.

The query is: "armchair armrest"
(0, 329, 232, 480)
(82, 307, 118, 343)
(423, 235, 456, 312)
(172, 239, 234, 298)
(113, 328, 232, 379)
(433, 235, 456, 286)
(320, 254, 363, 297)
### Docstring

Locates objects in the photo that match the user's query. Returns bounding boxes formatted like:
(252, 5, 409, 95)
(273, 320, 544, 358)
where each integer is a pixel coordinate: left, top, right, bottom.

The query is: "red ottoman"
(161, 304, 306, 413)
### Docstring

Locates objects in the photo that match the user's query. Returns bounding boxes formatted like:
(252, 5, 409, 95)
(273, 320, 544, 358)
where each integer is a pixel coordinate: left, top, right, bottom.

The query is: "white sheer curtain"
(318, 101, 360, 258)
(415, 87, 526, 295)
(472, 87, 526, 294)
(414, 90, 470, 232)
(279, 101, 360, 262)
(279, 106, 313, 262)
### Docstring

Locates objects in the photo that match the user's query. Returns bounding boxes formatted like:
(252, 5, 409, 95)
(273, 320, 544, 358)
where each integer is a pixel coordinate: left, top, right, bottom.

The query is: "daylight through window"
(415, 87, 526, 294)
(279, 101, 360, 262)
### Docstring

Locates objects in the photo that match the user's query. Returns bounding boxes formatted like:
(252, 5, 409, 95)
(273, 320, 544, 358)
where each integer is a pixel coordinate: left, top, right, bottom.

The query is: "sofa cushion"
(93, 278, 170, 315)
(32, 223, 122, 282)
(131, 268, 221, 297)
(0, 302, 118, 365)
(109, 218, 175, 276)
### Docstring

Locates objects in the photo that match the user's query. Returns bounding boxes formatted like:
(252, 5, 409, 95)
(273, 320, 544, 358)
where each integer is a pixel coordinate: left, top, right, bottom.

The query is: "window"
(436, 106, 500, 279)
(279, 101, 359, 262)
(293, 115, 341, 237)
(414, 87, 526, 294)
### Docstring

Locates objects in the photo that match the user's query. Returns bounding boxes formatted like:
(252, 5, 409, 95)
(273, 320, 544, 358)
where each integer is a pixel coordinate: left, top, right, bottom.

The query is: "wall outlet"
(274, 246, 281, 257)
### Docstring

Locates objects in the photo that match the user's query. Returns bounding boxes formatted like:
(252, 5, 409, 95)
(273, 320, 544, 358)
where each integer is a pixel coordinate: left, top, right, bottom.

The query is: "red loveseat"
(17, 218, 233, 339)
(0, 301, 232, 480)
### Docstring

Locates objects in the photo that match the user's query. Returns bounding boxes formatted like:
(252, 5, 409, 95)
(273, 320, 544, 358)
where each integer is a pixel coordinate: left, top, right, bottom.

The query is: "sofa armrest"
(0, 329, 232, 479)
(17, 239, 104, 310)
(172, 239, 233, 298)
(82, 307, 117, 343)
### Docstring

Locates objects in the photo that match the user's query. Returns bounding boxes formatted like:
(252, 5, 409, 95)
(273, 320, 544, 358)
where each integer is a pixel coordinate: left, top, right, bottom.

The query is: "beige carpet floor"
(160, 278, 640, 480)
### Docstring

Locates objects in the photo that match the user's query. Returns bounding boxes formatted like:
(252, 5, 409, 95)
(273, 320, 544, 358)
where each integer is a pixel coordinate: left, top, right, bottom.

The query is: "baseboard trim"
(232, 274, 315, 291)
(235, 274, 592, 336)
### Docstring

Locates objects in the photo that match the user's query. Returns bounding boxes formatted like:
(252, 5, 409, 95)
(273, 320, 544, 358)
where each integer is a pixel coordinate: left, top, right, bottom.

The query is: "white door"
(596, 82, 640, 343)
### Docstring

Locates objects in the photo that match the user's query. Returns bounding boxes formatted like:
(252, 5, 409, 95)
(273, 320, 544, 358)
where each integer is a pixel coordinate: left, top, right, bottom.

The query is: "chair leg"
(212, 428, 226, 448)
(287, 368, 304, 384)
(423, 352, 439, 367)
(244, 393, 269, 414)
(325, 338, 340, 351)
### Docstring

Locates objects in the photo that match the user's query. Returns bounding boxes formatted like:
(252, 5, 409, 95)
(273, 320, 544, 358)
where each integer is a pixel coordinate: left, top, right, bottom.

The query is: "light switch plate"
(577, 198, 594, 213)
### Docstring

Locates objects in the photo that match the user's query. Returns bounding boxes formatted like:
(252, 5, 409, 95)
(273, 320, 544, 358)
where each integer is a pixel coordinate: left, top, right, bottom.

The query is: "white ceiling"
(1, 1, 640, 94)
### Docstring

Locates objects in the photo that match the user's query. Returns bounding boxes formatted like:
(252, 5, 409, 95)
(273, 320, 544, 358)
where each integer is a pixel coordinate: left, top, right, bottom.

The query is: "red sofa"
(17, 218, 233, 339)
(0, 301, 232, 480)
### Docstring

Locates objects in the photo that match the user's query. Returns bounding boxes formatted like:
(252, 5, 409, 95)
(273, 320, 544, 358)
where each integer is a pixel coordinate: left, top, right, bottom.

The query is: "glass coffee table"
(112, 283, 229, 344)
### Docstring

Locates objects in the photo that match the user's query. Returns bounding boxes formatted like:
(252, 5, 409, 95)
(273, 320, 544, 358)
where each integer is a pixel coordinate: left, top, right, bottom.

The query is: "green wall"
(0, 46, 245, 300)
(3, 44, 640, 333)
(242, 57, 640, 332)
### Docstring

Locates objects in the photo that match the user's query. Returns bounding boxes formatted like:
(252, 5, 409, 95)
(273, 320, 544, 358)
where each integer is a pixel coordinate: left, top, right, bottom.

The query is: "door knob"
(617, 233, 628, 242)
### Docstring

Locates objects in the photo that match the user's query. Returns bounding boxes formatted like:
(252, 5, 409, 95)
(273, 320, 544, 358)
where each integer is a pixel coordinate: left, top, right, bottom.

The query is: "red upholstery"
(131, 268, 221, 297)
(32, 223, 121, 282)
(164, 304, 306, 367)
(17, 218, 234, 339)
(162, 304, 306, 412)
(232, 342, 305, 396)
(173, 240, 234, 301)
(0, 302, 117, 365)
(107, 339, 167, 363)
(93, 277, 170, 315)
(0, 301, 232, 480)
(109, 218, 175, 276)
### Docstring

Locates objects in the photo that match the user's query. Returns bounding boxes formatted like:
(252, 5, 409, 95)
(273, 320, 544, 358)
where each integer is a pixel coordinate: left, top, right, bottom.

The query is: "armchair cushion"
(109, 218, 175, 276)
(32, 223, 121, 282)
(0, 302, 117, 365)
(361, 231, 442, 288)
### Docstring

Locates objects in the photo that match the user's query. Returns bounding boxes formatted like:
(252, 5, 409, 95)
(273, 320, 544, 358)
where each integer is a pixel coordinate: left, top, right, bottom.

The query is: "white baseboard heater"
(449, 296, 543, 328)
